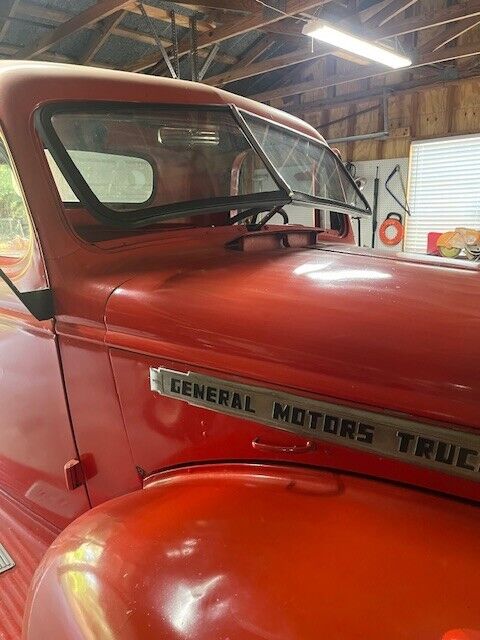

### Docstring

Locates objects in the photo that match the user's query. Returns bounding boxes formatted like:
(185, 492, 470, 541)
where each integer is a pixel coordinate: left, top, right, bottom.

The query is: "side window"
(0, 139, 32, 264)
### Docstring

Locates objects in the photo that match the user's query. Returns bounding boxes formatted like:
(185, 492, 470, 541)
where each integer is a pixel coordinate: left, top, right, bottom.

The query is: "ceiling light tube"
(302, 20, 412, 69)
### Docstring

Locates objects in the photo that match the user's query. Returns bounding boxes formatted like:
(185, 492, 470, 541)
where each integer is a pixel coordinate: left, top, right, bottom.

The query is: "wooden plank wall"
(270, 0, 480, 162)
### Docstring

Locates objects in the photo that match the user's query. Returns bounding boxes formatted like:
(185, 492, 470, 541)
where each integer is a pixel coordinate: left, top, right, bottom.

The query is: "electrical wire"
(253, 0, 289, 16)
(252, 0, 314, 22)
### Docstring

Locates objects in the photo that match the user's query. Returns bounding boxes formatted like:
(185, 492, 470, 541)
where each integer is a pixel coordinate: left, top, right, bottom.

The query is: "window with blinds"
(405, 134, 480, 254)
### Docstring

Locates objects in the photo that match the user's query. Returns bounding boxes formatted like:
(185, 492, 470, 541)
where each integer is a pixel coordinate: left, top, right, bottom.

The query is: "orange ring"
(379, 218, 404, 246)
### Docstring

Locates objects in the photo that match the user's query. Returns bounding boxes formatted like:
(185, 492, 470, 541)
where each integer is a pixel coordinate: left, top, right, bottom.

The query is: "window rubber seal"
(34, 101, 292, 228)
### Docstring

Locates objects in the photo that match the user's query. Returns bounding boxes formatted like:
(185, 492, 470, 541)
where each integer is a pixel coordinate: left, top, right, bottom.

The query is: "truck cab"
(0, 61, 479, 640)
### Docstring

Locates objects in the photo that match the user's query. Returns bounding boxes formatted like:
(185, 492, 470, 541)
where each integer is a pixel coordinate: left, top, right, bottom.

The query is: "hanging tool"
(371, 165, 379, 248)
(379, 212, 404, 246)
(385, 164, 411, 216)
(138, 2, 177, 79)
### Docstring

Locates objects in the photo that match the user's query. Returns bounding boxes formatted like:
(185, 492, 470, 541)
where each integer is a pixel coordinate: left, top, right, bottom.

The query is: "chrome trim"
(0, 544, 15, 575)
(150, 367, 480, 483)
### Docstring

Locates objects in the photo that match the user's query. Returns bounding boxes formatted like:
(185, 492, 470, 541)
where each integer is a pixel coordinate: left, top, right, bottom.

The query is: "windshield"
(38, 103, 371, 227)
(242, 112, 362, 207)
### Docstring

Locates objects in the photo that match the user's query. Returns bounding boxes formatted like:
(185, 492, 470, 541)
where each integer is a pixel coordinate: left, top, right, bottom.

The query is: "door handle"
(252, 437, 316, 454)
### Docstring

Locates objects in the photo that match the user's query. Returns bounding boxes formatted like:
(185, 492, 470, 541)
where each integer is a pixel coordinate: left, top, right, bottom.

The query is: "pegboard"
(350, 158, 410, 251)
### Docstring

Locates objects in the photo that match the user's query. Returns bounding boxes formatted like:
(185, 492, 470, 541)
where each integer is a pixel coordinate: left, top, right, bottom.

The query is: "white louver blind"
(406, 134, 480, 253)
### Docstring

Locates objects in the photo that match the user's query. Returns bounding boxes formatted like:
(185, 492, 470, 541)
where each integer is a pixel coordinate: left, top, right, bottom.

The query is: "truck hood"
(105, 241, 480, 432)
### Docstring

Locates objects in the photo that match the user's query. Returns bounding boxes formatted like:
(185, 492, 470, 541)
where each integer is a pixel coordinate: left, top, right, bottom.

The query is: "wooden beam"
(257, 30, 305, 44)
(19, 0, 135, 59)
(228, 34, 276, 69)
(13, 2, 171, 46)
(287, 68, 480, 116)
(124, 0, 331, 72)
(128, 4, 214, 32)
(0, 41, 112, 67)
(12, 0, 236, 65)
(375, 0, 480, 39)
(260, 19, 305, 38)
(179, 0, 480, 85)
(244, 0, 480, 90)
(0, 0, 20, 41)
(365, 0, 419, 29)
(80, 9, 126, 64)
(176, 0, 257, 10)
(250, 38, 480, 102)
(205, 43, 330, 85)
(357, 0, 393, 23)
(113, 25, 169, 46)
(418, 16, 480, 54)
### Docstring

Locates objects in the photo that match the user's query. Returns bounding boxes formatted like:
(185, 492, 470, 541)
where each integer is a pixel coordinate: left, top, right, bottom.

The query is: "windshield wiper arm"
(229, 199, 291, 226)
(229, 206, 269, 225)
(229, 205, 289, 229)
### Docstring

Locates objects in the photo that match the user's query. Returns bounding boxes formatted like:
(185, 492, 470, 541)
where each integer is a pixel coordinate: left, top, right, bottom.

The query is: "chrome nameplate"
(150, 367, 480, 482)
(0, 544, 15, 575)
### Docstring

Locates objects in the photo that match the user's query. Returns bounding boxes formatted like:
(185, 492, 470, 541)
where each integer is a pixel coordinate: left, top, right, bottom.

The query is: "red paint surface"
(0, 490, 57, 640)
(24, 464, 480, 640)
(0, 62, 477, 637)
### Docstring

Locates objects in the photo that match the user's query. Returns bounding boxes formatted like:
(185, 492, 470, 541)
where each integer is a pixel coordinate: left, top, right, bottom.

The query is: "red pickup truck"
(0, 61, 479, 640)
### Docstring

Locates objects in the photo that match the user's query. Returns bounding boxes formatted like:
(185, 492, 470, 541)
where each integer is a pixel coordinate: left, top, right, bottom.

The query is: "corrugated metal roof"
(0, 0, 340, 94)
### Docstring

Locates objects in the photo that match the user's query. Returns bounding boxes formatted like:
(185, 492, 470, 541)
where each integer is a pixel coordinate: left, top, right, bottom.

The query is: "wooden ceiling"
(1, 0, 479, 109)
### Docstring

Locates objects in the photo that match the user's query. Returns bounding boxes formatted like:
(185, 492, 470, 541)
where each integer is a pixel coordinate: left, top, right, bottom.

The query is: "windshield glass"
(242, 112, 363, 207)
(40, 104, 370, 226)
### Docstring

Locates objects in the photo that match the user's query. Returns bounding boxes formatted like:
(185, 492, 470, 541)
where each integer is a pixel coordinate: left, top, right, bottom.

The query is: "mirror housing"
(0, 269, 54, 320)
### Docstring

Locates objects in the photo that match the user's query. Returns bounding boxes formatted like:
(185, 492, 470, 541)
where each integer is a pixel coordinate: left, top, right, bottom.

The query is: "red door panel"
(0, 290, 90, 528)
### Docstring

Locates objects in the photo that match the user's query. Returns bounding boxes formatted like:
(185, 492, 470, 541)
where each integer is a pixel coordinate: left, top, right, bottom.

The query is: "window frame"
(35, 101, 371, 229)
(0, 129, 35, 275)
(405, 134, 480, 255)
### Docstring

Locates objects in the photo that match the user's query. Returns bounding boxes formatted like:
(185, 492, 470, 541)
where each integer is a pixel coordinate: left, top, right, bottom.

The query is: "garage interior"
(0, 0, 479, 256)
(1, 3, 480, 638)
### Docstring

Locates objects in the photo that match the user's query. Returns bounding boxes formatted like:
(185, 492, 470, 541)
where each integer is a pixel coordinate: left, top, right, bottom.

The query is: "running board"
(0, 544, 15, 575)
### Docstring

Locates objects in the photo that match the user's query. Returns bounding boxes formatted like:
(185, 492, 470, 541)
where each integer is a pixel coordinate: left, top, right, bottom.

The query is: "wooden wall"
(288, 76, 480, 162)
(269, 0, 480, 162)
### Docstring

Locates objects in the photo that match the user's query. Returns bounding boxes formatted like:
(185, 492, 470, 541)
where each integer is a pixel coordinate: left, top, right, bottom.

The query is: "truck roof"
(0, 60, 324, 142)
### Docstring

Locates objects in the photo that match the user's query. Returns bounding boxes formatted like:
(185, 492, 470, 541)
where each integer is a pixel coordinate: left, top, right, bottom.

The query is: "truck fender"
(23, 463, 480, 640)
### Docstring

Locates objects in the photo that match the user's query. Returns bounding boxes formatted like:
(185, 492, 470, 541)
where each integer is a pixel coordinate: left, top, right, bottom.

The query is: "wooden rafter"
(228, 34, 277, 69)
(365, 0, 419, 29)
(205, 43, 330, 86)
(418, 16, 480, 54)
(212, 0, 480, 90)
(13, 2, 171, 47)
(286, 68, 480, 116)
(176, 0, 257, 11)
(80, 10, 126, 65)
(9, 0, 236, 66)
(18, 0, 136, 59)
(0, 41, 111, 67)
(375, 0, 480, 39)
(0, 0, 21, 41)
(250, 38, 480, 103)
(357, 0, 394, 24)
(124, 0, 331, 72)
(260, 19, 305, 37)
(127, 4, 214, 32)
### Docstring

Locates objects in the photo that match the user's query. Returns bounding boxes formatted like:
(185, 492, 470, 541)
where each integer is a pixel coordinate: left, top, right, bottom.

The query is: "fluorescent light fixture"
(302, 20, 412, 69)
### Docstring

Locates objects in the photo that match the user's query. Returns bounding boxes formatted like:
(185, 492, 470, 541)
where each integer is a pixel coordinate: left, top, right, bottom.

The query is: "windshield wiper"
(229, 203, 290, 227)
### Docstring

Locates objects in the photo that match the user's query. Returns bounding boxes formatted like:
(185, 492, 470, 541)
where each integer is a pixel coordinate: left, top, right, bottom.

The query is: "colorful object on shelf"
(437, 228, 480, 260)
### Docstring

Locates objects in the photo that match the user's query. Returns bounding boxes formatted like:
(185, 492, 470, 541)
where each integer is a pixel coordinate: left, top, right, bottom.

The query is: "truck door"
(0, 133, 90, 529)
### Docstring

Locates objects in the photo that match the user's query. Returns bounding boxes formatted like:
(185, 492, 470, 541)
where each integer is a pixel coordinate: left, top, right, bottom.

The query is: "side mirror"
(0, 268, 54, 320)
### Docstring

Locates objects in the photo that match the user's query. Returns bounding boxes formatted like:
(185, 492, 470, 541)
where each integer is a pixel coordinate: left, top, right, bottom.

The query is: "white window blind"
(406, 134, 480, 253)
